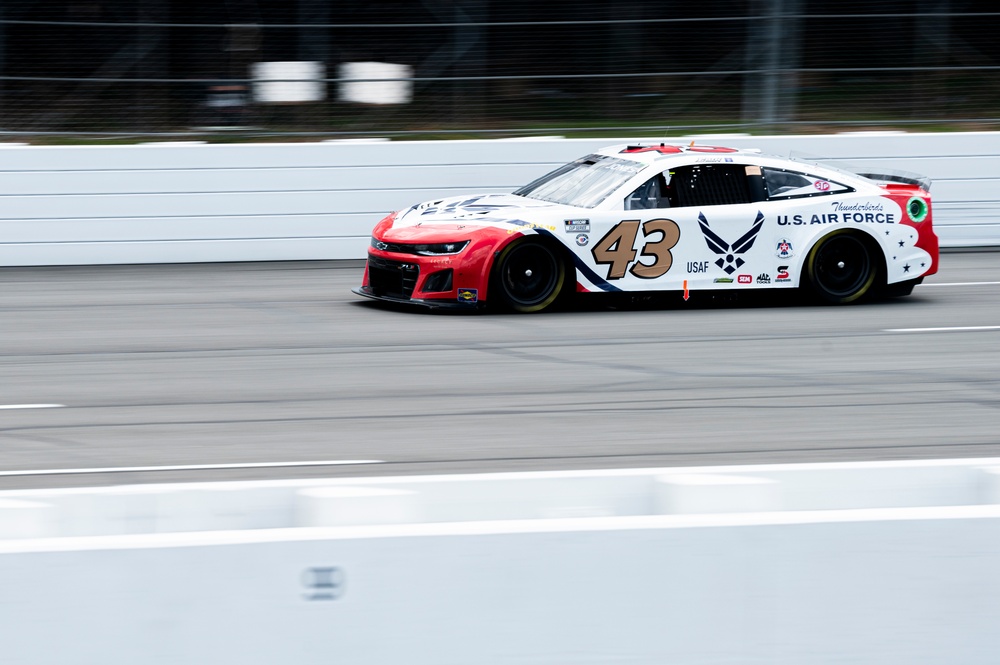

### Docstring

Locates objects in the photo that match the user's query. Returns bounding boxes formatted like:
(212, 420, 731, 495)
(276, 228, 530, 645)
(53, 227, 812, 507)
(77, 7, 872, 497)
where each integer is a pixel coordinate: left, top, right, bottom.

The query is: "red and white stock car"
(354, 143, 939, 312)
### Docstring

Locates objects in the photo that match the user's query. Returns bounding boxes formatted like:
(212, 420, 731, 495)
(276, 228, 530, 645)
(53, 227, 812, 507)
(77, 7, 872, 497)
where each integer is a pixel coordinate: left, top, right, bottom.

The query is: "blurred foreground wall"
(2, 458, 1000, 664)
(0, 132, 996, 266)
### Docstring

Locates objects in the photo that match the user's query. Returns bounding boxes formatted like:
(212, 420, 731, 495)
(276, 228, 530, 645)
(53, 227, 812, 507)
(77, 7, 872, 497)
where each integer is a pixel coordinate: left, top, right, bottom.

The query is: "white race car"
(355, 143, 939, 312)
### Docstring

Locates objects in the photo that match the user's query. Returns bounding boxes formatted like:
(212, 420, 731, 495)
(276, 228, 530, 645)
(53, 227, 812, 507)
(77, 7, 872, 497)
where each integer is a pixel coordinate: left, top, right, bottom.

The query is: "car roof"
(595, 143, 765, 165)
(595, 143, 896, 187)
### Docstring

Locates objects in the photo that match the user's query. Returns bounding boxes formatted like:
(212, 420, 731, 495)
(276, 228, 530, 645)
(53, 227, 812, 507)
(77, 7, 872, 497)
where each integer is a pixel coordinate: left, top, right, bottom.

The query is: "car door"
(579, 162, 770, 292)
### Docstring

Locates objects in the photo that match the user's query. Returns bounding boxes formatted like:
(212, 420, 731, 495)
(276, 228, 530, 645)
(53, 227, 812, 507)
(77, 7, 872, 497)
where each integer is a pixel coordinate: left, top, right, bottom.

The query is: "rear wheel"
(806, 231, 879, 304)
(492, 239, 566, 313)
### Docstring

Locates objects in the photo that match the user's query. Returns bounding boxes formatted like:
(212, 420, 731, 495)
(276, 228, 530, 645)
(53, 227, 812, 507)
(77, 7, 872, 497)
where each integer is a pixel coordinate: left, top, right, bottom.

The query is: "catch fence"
(1, 1, 999, 138)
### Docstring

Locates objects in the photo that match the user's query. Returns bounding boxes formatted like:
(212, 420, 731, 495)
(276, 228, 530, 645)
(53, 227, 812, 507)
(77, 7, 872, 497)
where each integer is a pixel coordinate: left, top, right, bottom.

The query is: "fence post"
(743, 0, 800, 129)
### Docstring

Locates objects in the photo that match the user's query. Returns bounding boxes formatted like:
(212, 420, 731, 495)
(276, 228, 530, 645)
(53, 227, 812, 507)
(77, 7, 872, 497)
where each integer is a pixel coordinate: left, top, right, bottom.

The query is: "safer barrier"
(0, 133, 997, 267)
(1, 458, 999, 664)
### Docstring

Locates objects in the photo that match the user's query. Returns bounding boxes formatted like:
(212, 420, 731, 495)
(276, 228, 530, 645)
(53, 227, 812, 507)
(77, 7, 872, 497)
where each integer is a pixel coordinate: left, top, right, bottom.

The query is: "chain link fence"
(1, 0, 999, 139)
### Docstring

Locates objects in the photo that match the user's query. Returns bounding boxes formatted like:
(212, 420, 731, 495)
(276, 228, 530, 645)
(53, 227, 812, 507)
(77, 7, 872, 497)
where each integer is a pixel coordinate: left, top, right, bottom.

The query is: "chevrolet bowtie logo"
(698, 211, 765, 275)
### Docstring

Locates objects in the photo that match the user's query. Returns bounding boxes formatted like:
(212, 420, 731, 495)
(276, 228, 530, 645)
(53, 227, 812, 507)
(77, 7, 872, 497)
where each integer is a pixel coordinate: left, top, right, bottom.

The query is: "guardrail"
(0, 133, 997, 267)
(2, 458, 999, 664)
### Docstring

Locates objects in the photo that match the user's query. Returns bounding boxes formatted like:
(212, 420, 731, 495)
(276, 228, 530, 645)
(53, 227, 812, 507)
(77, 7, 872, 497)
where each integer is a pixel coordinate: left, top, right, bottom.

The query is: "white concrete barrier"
(0, 132, 997, 266)
(1, 458, 1000, 664)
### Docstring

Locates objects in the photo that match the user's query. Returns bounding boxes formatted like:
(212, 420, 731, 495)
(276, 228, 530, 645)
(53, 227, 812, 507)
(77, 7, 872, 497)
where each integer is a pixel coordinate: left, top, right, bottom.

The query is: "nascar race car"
(354, 143, 938, 312)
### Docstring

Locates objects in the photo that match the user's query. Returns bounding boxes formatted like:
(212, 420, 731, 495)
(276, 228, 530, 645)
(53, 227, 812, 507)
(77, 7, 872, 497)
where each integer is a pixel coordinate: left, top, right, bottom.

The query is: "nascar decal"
(699, 211, 765, 275)
(591, 219, 681, 280)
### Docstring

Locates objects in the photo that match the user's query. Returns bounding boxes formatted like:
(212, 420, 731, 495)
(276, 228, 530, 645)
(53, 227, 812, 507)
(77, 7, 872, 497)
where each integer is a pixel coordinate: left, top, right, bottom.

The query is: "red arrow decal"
(683, 279, 690, 301)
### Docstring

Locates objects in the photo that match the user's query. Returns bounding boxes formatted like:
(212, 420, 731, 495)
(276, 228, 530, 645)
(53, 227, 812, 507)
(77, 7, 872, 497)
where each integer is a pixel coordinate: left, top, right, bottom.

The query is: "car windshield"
(514, 154, 646, 208)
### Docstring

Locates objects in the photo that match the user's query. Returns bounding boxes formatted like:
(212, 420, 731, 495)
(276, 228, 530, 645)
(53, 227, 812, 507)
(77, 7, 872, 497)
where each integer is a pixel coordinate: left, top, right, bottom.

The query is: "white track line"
(0, 404, 65, 410)
(923, 281, 1000, 287)
(885, 325, 1000, 333)
(0, 459, 384, 478)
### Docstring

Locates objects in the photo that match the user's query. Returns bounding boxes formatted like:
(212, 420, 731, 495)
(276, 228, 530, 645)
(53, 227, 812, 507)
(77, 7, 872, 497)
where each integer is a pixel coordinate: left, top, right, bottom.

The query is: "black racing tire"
(491, 238, 566, 313)
(805, 230, 879, 304)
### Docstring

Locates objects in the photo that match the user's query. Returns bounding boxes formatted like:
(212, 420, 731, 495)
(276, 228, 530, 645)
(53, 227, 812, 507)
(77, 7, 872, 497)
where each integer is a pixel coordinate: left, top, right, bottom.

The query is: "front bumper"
(355, 249, 491, 309)
(355, 216, 528, 309)
(352, 285, 483, 310)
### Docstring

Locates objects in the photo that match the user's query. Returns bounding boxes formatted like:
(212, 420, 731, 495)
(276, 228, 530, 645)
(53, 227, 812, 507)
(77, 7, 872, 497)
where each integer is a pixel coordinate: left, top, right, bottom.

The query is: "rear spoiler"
(854, 170, 931, 192)
(786, 151, 932, 192)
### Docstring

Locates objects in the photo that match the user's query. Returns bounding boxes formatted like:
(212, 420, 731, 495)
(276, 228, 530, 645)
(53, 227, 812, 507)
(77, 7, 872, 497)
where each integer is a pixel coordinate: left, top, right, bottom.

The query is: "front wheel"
(805, 231, 879, 304)
(492, 239, 566, 313)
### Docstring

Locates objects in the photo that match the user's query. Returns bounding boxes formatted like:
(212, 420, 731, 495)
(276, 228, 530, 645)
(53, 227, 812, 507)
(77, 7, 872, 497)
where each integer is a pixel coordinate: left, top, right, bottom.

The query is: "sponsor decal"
(688, 146, 739, 154)
(419, 195, 518, 217)
(714, 277, 734, 283)
(575, 234, 589, 247)
(564, 219, 591, 233)
(738, 274, 752, 284)
(776, 266, 791, 282)
(619, 144, 738, 155)
(505, 220, 558, 235)
(814, 180, 831, 191)
(686, 261, 709, 273)
(832, 201, 884, 212)
(906, 197, 929, 222)
(777, 201, 896, 226)
(776, 238, 794, 259)
(457, 288, 478, 303)
(756, 273, 771, 285)
(699, 210, 765, 275)
(621, 145, 684, 155)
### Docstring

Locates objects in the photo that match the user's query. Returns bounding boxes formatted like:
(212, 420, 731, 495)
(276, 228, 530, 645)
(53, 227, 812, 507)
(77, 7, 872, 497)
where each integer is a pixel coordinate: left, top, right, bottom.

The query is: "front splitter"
(352, 287, 484, 311)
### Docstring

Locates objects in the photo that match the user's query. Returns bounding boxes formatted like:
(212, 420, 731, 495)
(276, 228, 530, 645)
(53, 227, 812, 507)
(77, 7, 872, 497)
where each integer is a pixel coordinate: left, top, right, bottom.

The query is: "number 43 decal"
(591, 219, 681, 280)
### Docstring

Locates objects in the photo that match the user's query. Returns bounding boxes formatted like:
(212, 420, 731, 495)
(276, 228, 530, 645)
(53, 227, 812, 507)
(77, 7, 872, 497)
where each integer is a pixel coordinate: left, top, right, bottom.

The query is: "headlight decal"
(413, 241, 470, 255)
(369, 238, 470, 256)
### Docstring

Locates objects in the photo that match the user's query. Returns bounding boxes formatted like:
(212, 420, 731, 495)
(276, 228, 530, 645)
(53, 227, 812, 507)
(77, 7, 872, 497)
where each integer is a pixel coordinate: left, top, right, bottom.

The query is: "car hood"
(394, 193, 560, 228)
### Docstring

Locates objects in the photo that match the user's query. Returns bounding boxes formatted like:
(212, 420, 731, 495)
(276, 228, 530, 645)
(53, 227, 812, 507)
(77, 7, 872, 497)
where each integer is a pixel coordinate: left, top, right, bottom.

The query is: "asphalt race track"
(1, 251, 998, 490)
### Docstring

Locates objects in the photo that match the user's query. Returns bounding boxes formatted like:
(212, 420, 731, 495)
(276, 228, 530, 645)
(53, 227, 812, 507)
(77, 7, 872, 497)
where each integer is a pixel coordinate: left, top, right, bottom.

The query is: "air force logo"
(698, 211, 765, 275)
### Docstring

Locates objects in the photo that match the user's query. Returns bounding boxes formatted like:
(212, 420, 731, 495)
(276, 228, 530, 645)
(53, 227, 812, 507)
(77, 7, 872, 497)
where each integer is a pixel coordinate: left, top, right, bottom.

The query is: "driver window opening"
(761, 167, 852, 199)
(624, 172, 671, 210)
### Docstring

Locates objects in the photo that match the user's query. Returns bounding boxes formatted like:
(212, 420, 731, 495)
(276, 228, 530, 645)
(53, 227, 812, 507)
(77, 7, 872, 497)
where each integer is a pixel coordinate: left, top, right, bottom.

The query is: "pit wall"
(0, 132, 997, 266)
(2, 457, 1000, 664)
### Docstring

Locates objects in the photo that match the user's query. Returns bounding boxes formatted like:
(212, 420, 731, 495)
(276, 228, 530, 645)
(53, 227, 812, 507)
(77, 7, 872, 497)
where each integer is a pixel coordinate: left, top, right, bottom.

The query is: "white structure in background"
(339, 61, 413, 104)
(0, 133, 998, 266)
(1, 458, 1000, 664)
(251, 61, 326, 103)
